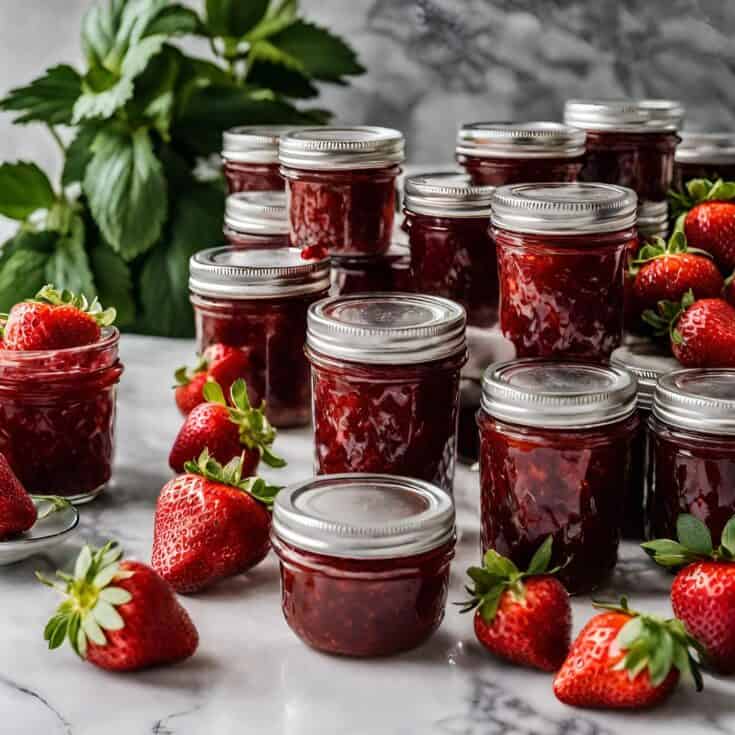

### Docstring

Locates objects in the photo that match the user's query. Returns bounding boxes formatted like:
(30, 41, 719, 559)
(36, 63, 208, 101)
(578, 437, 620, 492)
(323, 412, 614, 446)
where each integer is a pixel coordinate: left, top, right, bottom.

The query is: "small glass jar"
(564, 99, 683, 201)
(272, 473, 456, 657)
(0, 329, 123, 503)
(674, 132, 735, 191)
(189, 247, 330, 428)
(222, 125, 294, 193)
(479, 360, 639, 593)
(492, 182, 637, 359)
(306, 294, 467, 493)
(403, 172, 497, 328)
(647, 369, 735, 542)
(223, 191, 290, 249)
(330, 243, 412, 296)
(455, 121, 586, 186)
(279, 127, 405, 256)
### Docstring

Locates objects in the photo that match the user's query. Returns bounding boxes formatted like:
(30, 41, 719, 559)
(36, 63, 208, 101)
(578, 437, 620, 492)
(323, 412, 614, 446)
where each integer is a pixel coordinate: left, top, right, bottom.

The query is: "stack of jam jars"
(674, 131, 735, 191)
(223, 191, 290, 250)
(222, 125, 294, 194)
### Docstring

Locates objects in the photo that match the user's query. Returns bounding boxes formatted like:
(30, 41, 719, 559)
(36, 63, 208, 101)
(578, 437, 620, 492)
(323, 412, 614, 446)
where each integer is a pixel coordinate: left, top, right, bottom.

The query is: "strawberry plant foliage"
(0, 0, 363, 336)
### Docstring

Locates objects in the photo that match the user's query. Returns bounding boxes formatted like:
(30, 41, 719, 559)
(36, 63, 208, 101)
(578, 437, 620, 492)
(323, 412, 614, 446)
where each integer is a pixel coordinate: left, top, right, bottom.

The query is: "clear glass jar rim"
(0, 327, 120, 364)
(564, 99, 684, 131)
(403, 172, 494, 217)
(456, 121, 586, 158)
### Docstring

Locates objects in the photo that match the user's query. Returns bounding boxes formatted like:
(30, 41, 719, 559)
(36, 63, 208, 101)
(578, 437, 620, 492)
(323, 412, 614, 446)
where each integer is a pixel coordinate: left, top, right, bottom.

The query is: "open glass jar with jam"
(271, 473, 456, 657)
(306, 293, 467, 493)
(491, 182, 637, 359)
(403, 172, 497, 328)
(223, 191, 290, 249)
(189, 247, 330, 428)
(455, 121, 586, 186)
(279, 127, 404, 256)
(647, 369, 735, 543)
(478, 359, 639, 594)
(330, 243, 412, 296)
(222, 125, 295, 193)
(674, 132, 735, 191)
(564, 99, 683, 201)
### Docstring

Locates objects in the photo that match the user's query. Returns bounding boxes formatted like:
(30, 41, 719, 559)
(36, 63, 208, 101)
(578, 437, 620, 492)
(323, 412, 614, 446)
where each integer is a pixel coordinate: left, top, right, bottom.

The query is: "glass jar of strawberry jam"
(271, 473, 456, 657)
(479, 360, 639, 593)
(189, 247, 330, 428)
(637, 200, 669, 243)
(456, 121, 586, 186)
(0, 329, 123, 503)
(330, 243, 412, 296)
(647, 369, 735, 543)
(492, 182, 637, 359)
(279, 127, 405, 256)
(403, 172, 497, 328)
(222, 125, 294, 193)
(564, 99, 683, 201)
(223, 191, 290, 249)
(674, 132, 735, 190)
(306, 294, 467, 493)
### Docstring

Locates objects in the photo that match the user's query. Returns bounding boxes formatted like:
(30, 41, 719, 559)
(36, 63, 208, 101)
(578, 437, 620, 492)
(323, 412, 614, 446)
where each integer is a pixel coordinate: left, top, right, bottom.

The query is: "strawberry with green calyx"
(152, 449, 281, 593)
(168, 378, 286, 474)
(553, 597, 703, 709)
(38, 541, 198, 671)
(458, 537, 571, 672)
(173, 355, 209, 416)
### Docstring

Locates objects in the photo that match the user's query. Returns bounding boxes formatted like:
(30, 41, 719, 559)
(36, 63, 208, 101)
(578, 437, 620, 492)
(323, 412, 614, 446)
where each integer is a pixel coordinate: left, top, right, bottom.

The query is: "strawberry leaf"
(202, 379, 227, 405)
(721, 516, 735, 558)
(0, 162, 56, 221)
(526, 534, 553, 575)
(676, 514, 713, 556)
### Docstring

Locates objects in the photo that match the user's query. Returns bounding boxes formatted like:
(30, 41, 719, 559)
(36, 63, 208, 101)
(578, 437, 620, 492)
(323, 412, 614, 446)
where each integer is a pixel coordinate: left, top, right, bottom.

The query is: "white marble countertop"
(1, 335, 734, 735)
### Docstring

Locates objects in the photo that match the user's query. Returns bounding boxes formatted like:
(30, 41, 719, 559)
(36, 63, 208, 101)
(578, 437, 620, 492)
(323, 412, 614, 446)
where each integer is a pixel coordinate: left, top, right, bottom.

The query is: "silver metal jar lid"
(403, 172, 494, 218)
(307, 293, 467, 365)
(676, 132, 735, 165)
(272, 474, 455, 560)
(491, 182, 637, 235)
(564, 99, 684, 132)
(222, 125, 297, 163)
(653, 369, 735, 435)
(482, 359, 638, 429)
(611, 341, 678, 410)
(224, 191, 288, 235)
(279, 126, 405, 170)
(456, 121, 586, 159)
(637, 200, 669, 238)
(189, 247, 330, 299)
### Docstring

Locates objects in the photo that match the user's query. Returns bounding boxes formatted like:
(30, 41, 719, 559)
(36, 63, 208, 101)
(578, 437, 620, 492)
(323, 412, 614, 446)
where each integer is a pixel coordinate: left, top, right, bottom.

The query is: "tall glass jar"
(674, 132, 735, 191)
(222, 125, 295, 193)
(403, 172, 497, 328)
(647, 369, 735, 542)
(564, 99, 683, 201)
(223, 191, 290, 249)
(306, 293, 467, 493)
(330, 243, 412, 296)
(491, 182, 637, 359)
(479, 360, 639, 594)
(271, 474, 456, 657)
(189, 247, 330, 428)
(279, 127, 405, 256)
(455, 122, 586, 186)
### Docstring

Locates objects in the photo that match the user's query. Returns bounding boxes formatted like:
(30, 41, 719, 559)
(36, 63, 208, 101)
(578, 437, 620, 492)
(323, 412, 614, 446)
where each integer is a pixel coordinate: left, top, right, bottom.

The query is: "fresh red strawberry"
(169, 378, 285, 473)
(0, 453, 37, 539)
(174, 370, 209, 415)
(643, 513, 735, 674)
(1, 285, 116, 351)
(553, 598, 702, 709)
(153, 450, 280, 593)
(725, 272, 735, 306)
(458, 537, 571, 672)
(38, 542, 198, 671)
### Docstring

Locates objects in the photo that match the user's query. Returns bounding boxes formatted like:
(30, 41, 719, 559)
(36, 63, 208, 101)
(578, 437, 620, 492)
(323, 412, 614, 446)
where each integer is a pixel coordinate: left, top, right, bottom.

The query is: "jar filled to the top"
(456, 121, 585, 186)
(564, 99, 684, 201)
(279, 126, 405, 257)
(223, 191, 290, 249)
(674, 132, 735, 191)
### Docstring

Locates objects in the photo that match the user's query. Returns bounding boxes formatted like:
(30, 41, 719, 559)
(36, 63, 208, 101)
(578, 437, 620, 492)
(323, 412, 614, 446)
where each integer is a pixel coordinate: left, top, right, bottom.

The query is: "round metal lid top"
(564, 99, 684, 132)
(456, 121, 586, 158)
(224, 191, 288, 235)
(222, 125, 299, 163)
(403, 172, 494, 217)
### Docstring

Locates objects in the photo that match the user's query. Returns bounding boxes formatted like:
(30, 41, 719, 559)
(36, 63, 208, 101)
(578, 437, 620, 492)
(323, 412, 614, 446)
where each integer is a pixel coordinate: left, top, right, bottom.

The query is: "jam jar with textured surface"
(564, 99, 683, 201)
(272, 473, 455, 657)
(479, 360, 639, 593)
(280, 127, 404, 256)
(189, 247, 330, 428)
(403, 172, 497, 327)
(674, 132, 735, 191)
(492, 182, 637, 359)
(0, 329, 123, 503)
(223, 191, 290, 249)
(222, 125, 293, 193)
(647, 369, 735, 542)
(456, 121, 586, 186)
(306, 294, 467, 493)
(330, 243, 412, 296)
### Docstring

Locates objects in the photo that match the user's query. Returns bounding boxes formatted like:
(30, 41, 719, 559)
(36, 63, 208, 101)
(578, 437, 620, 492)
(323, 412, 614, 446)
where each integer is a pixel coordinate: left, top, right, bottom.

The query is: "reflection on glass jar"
(330, 244, 412, 296)
(222, 125, 295, 193)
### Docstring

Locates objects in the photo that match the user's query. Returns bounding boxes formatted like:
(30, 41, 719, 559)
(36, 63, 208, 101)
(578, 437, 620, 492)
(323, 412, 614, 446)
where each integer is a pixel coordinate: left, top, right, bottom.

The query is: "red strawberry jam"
(492, 182, 637, 360)
(222, 126, 293, 194)
(306, 294, 467, 493)
(456, 121, 585, 186)
(279, 127, 404, 256)
(189, 247, 330, 428)
(271, 474, 456, 657)
(479, 360, 639, 594)
(0, 328, 123, 502)
(674, 132, 735, 191)
(223, 191, 290, 250)
(330, 244, 412, 296)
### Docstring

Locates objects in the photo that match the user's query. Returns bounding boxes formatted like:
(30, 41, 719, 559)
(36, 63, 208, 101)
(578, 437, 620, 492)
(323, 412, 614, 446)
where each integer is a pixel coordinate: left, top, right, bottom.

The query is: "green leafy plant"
(0, 0, 363, 336)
